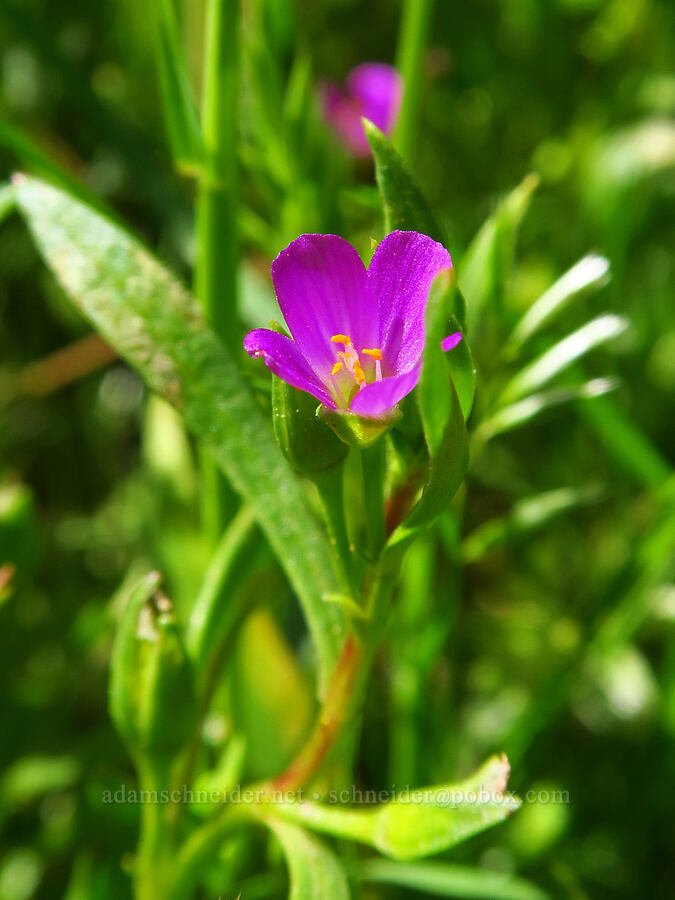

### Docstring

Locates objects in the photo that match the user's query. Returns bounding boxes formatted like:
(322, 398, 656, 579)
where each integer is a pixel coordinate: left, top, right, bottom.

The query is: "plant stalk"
(394, 0, 435, 163)
(311, 465, 356, 598)
(196, 0, 240, 538)
(136, 755, 173, 900)
(361, 441, 387, 561)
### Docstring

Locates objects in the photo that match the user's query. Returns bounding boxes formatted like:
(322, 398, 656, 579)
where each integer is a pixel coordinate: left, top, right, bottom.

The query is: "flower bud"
(109, 572, 195, 759)
(272, 374, 347, 473)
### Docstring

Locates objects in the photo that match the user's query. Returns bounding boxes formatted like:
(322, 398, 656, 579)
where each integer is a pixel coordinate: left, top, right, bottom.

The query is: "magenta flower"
(244, 231, 462, 420)
(321, 63, 402, 157)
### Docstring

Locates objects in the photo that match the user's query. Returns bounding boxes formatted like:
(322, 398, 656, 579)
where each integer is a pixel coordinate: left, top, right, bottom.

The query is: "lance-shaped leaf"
(13, 175, 345, 694)
(461, 485, 603, 564)
(477, 378, 618, 443)
(579, 394, 671, 490)
(153, 0, 204, 172)
(364, 119, 447, 244)
(267, 820, 351, 900)
(508, 254, 610, 352)
(459, 174, 539, 335)
(500, 314, 628, 404)
(390, 271, 469, 548)
(265, 753, 520, 861)
(357, 859, 550, 900)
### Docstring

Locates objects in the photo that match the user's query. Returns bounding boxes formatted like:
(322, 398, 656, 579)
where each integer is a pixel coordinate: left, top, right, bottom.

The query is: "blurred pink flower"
(321, 63, 402, 157)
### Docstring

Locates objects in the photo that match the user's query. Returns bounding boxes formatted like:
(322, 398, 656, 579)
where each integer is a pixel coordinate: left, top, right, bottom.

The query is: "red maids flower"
(321, 63, 402, 157)
(244, 231, 462, 420)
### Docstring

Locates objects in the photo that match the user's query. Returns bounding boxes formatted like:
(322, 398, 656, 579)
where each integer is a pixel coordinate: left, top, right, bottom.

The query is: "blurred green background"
(0, 0, 673, 898)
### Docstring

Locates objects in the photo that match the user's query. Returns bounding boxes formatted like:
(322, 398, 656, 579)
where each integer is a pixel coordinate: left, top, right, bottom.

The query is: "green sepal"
(273, 376, 347, 474)
(318, 405, 401, 449)
(109, 572, 196, 759)
(391, 271, 469, 542)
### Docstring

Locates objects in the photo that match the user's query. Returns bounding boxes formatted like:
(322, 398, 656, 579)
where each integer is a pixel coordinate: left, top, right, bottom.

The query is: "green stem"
(360, 441, 387, 561)
(166, 806, 250, 900)
(311, 465, 356, 598)
(196, 0, 240, 538)
(136, 756, 173, 900)
(394, 0, 435, 163)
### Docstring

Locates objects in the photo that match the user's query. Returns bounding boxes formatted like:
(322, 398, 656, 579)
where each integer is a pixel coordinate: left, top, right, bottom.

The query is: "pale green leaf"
(460, 174, 539, 334)
(266, 754, 520, 861)
(477, 378, 617, 442)
(358, 859, 550, 900)
(365, 119, 447, 244)
(500, 314, 628, 403)
(14, 175, 345, 693)
(508, 254, 610, 351)
(462, 486, 603, 564)
(390, 272, 469, 546)
(268, 820, 351, 900)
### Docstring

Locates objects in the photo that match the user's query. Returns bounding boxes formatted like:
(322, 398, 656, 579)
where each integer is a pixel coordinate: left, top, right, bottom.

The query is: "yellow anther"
(361, 348, 382, 361)
(330, 361, 343, 376)
(331, 333, 352, 344)
(352, 360, 366, 384)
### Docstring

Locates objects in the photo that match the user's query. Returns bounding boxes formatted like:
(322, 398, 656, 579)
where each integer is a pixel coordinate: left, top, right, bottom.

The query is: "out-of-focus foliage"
(0, 0, 673, 899)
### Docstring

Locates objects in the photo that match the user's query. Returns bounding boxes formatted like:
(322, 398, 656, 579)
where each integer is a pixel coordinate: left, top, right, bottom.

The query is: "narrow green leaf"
(358, 859, 550, 900)
(477, 378, 617, 443)
(500, 314, 628, 404)
(14, 175, 345, 693)
(267, 820, 351, 900)
(508, 254, 610, 352)
(445, 312, 476, 421)
(462, 485, 603, 564)
(0, 182, 15, 224)
(266, 754, 519, 861)
(0, 116, 110, 214)
(392, 272, 469, 543)
(371, 755, 519, 861)
(459, 174, 539, 334)
(153, 0, 204, 171)
(1, 756, 80, 810)
(393, 0, 434, 162)
(578, 394, 671, 489)
(364, 119, 447, 244)
(186, 505, 261, 670)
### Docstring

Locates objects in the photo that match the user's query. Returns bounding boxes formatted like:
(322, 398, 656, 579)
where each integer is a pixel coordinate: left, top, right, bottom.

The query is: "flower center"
(329, 333, 383, 391)
(328, 334, 383, 409)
